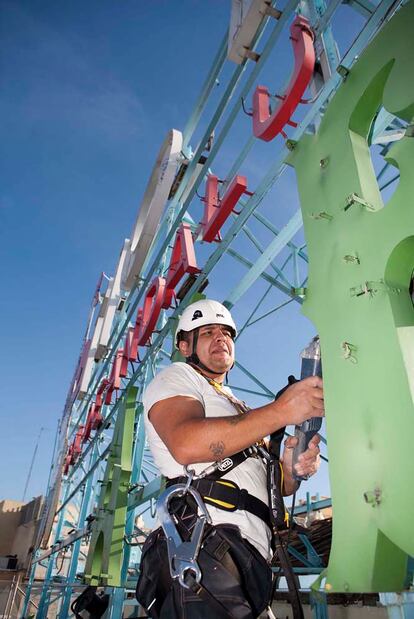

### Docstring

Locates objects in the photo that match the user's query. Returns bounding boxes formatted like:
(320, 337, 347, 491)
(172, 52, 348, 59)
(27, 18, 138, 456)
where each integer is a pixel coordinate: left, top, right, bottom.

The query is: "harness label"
(218, 457, 233, 472)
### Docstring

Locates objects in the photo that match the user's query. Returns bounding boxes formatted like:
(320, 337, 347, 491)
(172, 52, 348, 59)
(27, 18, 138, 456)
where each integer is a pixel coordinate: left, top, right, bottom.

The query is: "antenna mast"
(22, 427, 44, 502)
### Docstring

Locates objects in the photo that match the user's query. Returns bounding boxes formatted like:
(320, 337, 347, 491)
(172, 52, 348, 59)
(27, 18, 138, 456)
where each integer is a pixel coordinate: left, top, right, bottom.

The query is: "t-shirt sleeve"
(143, 363, 204, 414)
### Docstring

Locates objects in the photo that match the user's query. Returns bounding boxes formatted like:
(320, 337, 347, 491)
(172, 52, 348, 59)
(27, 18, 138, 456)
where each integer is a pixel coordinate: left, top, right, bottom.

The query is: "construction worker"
(136, 299, 323, 618)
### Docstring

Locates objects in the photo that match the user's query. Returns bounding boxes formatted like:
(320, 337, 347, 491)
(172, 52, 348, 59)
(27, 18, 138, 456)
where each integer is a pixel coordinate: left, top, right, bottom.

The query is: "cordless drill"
(292, 336, 322, 482)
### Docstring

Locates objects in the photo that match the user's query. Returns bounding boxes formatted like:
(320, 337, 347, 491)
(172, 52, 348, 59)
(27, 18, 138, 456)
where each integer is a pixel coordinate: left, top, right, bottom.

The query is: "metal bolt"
(344, 193, 375, 212)
(363, 487, 382, 506)
(343, 253, 360, 265)
(264, 5, 282, 19)
(244, 49, 261, 62)
(342, 342, 357, 364)
(337, 64, 350, 80)
(292, 287, 307, 299)
(350, 279, 399, 298)
(319, 157, 329, 169)
(310, 211, 333, 221)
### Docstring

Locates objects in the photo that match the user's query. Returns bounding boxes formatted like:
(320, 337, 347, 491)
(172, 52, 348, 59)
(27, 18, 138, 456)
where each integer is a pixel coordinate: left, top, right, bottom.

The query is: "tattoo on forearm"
(209, 441, 225, 458)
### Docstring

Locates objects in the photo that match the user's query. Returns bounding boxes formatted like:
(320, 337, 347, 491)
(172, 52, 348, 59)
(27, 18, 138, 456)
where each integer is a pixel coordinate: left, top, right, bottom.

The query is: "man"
(140, 299, 323, 618)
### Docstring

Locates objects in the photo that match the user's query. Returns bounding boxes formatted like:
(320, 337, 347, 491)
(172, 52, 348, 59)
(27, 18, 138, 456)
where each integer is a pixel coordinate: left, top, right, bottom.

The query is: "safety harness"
(167, 447, 272, 531)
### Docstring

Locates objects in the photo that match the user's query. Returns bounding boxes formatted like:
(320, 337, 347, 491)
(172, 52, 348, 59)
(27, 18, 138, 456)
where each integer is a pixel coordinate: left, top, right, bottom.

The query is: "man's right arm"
(148, 376, 324, 465)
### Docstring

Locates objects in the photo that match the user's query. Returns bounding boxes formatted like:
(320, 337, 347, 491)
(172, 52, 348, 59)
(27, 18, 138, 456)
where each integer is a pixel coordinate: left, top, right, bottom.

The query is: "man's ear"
(178, 340, 191, 358)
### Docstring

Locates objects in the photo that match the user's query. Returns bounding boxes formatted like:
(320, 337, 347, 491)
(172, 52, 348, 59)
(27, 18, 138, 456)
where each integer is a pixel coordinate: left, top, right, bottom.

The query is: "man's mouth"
(212, 347, 229, 355)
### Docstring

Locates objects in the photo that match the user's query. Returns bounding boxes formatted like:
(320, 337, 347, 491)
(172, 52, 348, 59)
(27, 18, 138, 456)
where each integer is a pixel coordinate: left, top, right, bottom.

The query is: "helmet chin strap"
(185, 328, 224, 377)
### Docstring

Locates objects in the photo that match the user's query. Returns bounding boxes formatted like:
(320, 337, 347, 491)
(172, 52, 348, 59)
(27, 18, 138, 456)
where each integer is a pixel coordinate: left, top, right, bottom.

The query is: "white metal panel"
(77, 297, 109, 399)
(95, 240, 130, 360)
(227, 0, 269, 64)
(122, 129, 183, 290)
(77, 241, 130, 400)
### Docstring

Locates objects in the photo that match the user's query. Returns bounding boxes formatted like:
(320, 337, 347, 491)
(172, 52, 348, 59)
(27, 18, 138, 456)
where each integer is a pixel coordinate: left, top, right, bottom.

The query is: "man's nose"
(213, 327, 225, 340)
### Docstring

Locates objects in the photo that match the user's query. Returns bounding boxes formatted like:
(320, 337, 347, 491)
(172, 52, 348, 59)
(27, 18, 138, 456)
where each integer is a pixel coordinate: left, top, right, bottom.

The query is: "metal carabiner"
(183, 465, 195, 492)
(156, 482, 212, 589)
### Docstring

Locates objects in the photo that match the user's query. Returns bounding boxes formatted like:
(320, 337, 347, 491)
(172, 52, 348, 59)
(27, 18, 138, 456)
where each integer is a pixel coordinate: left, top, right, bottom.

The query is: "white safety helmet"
(175, 299, 237, 348)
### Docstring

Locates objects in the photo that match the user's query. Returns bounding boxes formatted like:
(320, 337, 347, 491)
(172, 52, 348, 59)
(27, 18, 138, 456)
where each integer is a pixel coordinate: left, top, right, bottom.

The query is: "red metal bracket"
(121, 327, 137, 377)
(138, 276, 166, 346)
(63, 446, 73, 475)
(95, 378, 110, 409)
(129, 309, 143, 363)
(70, 426, 85, 464)
(252, 16, 315, 142)
(163, 223, 201, 308)
(202, 174, 249, 243)
(82, 405, 94, 443)
(90, 405, 103, 431)
(83, 402, 104, 443)
(105, 348, 124, 405)
(201, 175, 219, 236)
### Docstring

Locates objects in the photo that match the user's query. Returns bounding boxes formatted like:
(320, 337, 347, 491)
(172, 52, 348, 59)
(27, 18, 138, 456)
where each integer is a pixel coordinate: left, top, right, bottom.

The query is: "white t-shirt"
(143, 362, 271, 560)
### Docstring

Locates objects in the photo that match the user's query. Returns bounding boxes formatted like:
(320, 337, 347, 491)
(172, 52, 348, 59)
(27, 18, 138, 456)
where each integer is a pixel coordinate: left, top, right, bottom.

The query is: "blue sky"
(0, 0, 370, 502)
(0, 0, 248, 502)
(0, 0, 232, 501)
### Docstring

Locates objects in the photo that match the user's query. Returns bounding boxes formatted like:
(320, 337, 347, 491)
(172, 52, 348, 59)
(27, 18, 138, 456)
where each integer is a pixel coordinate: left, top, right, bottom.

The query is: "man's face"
(179, 324, 235, 375)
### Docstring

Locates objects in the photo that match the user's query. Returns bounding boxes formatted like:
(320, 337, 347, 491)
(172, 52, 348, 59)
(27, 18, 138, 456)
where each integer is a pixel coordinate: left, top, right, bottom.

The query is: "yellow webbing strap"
(203, 479, 238, 510)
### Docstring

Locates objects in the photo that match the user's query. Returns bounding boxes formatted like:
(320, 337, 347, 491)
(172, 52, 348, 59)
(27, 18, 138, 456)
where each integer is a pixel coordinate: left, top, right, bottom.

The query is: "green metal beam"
(288, 0, 414, 591)
(83, 386, 137, 587)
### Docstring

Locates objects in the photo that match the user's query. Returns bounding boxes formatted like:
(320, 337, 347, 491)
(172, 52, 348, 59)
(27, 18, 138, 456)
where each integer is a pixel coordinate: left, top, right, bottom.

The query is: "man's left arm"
(280, 434, 321, 496)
